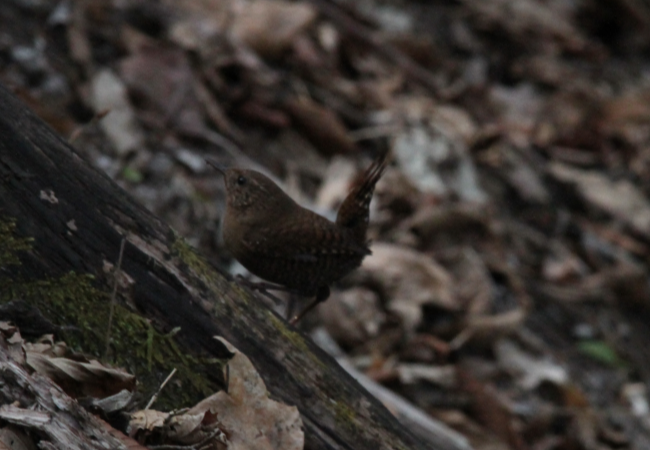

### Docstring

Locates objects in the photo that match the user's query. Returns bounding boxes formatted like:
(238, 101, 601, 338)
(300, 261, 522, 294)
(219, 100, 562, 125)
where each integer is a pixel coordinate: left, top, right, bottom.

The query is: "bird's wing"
(242, 212, 369, 262)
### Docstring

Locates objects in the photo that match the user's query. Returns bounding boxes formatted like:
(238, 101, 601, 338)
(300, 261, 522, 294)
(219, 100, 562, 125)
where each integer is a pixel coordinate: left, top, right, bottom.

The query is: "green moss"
(0, 218, 33, 267)
(333, 398, 410, 450)
(170, 233, 221, 290)
(333, 399, 357, 431)
(170, 233, 256, 314)
(0, 217, 224, 409)
(269, 313, 326, 370)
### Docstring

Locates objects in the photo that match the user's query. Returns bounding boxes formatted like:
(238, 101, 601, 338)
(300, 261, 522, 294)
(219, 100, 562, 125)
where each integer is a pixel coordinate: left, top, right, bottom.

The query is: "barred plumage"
(209, 152, 388, 322)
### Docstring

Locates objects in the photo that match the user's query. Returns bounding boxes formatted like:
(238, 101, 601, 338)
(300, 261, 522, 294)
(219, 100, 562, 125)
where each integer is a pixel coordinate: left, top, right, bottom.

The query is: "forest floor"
(3, 0, 650, 449)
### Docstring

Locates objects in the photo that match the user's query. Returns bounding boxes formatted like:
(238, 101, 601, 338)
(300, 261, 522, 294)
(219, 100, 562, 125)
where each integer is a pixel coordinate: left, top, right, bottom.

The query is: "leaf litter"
(3, 0, 650, 447)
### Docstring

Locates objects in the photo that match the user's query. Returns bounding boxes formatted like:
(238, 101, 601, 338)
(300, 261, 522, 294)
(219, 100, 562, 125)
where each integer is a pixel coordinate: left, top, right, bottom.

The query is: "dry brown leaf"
(458, 262, 529, 345)
(24, 334, 66, 356)
(600, 87, 650, 146)
(499, 145, 550, 204)
(187, 337, 303, 450)
(549, 162, 650, 236)
(25, 339, 135, 399)
(356, 243, 456, 331)
(129, 409, 170, 434)
(392, 117, 485, 202)
(120, 44, 204, 134)
(319, 287, 385, 348)
(396, 363, 456, 387)
(130, 408, 221, 448)
(489, 83, 543, 148)
(457, 369, 527, 450)
(129, 337, 303, 450)
(462, 307, 527, 345)
(541, 242, 587, 283)
(463, 0, 587, 51)
(536, 263, 649, 307)
(494, 339, 567, 390)
(533, 90, 600, 148)
(230, 0, 317, 59)
(402, 203, 491, 247)
(165, 0, 231, 51)
(283, 96, 357, 155)
(442, 248, 493, 314)
(0, 322, 25, 366)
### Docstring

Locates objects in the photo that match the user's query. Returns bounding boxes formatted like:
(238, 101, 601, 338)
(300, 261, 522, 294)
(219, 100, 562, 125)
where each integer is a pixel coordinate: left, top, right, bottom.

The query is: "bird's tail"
(336, 152, 389, 242)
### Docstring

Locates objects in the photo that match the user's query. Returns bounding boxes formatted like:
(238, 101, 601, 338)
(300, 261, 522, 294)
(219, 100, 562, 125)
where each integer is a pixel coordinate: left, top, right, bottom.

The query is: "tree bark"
(0, 82, 456, 450)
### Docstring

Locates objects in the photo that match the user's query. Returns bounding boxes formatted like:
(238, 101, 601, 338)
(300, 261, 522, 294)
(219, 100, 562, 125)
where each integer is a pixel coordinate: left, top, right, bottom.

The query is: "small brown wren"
(208, 153, 388, 323)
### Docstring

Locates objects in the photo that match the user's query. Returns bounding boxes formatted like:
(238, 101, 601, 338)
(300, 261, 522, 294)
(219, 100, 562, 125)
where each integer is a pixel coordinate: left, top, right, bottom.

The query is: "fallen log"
(0, 82, 461, 450)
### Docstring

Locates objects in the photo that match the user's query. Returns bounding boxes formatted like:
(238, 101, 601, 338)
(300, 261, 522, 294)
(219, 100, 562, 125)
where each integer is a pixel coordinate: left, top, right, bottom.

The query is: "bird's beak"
(206, 159, 228, 175)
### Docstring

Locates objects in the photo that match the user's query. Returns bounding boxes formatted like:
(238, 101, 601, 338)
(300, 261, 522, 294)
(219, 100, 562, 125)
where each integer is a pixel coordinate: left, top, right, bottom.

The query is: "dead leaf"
(489, 83, 543, 148)
(393, 118, 486, 202)
(25, 340, 135, 399)
(90, 69, 145, 155)
(600, 87, 650, 147)
(549, 162, 650, 236)
(120, 44, 204, 134)
(129, 409, 168, 434)
(187, 337, 303, 450)
(283, 96, 357, 155)
(129, 337, 303, 450)
(463, 0, 587, 52)
(494, 339, 567, 389)
(0, 322, 25, 366)
(229, 0, 317, 59)
(356, 243, 456, 331)
(457, 368, 527, 450)
(396, 363, 456, 387)
(402, 203, 491, 247)
(166, 0, 231, 51)
(319, 287, 385, 348)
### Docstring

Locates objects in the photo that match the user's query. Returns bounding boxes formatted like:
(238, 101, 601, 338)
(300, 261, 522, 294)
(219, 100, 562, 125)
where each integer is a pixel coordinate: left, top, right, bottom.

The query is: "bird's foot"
(289, 285, 330, 325)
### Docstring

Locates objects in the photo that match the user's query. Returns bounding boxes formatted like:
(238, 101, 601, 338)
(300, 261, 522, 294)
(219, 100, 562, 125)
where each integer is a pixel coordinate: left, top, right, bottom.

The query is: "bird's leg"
(286, 294, 296, 320)
(289, 285, 330, 325)
(234, 275, 300, 306)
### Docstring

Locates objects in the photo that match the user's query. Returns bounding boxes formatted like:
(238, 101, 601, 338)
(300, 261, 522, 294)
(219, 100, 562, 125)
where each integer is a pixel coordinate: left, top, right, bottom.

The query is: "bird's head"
(207, 160, 293, 214)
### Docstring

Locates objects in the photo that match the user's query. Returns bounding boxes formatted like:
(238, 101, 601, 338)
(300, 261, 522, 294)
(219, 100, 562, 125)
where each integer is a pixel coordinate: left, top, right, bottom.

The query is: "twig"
(104, 237, 126, 358)
(145, 368, 177, 410)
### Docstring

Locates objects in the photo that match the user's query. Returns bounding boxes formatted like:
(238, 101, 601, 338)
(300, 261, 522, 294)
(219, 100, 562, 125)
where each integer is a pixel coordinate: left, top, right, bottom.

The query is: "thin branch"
(145, 368, 178, 410)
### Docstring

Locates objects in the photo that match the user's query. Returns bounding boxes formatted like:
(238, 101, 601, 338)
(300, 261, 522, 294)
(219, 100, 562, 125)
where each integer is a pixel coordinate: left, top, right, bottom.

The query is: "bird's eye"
(236, 176, 246, 185)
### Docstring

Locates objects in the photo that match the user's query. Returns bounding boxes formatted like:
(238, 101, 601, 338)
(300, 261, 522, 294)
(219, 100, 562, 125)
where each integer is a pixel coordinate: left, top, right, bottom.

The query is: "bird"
(208, 152, 388, 324)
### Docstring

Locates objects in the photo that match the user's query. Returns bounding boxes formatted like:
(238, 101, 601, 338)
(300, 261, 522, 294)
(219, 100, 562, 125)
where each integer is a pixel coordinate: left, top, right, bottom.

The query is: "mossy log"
(0, 82, 450, 450)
